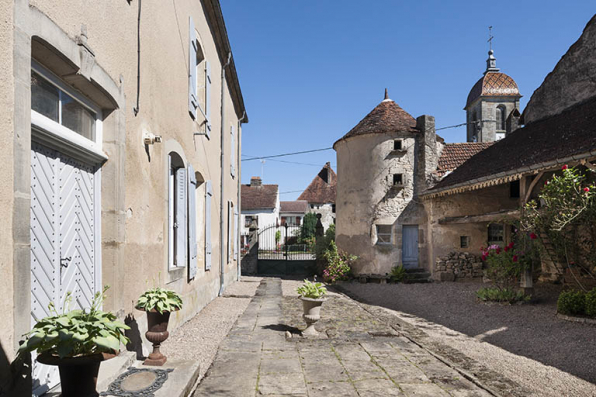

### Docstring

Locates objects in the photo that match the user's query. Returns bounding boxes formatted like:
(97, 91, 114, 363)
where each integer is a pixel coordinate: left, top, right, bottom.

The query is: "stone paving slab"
(192, 278, 497, 397)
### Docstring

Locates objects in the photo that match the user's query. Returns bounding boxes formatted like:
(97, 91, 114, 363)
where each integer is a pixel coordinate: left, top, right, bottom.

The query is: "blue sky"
(220, 1, 595, 201)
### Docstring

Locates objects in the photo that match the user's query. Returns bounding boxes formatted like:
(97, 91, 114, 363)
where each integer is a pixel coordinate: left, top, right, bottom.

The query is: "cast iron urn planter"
(37, 351, 116, 397)
(141, 308, 177, 366)
(300, 297, 326, 336)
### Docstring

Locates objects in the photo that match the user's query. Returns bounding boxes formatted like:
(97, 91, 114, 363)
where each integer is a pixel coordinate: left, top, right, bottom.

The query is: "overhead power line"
(242, 148, 333, 162)
(240, 121, 485, 162)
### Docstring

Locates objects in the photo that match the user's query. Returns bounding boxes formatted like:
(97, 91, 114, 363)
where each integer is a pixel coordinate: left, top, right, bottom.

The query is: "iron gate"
(257, 223, 315, 261)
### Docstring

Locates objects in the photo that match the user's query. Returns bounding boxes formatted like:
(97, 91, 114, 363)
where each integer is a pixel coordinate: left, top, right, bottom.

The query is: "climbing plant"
(519, 165, 596, 285)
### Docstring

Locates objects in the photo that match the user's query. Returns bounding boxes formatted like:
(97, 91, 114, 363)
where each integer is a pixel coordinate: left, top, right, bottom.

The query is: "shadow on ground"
(338, 280, 596, 385)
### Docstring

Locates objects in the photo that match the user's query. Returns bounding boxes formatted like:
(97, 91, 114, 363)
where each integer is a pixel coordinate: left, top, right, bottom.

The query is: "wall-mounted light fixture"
(143, 131, 162, 145)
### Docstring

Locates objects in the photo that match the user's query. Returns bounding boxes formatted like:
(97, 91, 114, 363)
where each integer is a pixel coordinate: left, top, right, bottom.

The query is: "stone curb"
(332, 283, 516, 397)
(556, 313, 596, 326)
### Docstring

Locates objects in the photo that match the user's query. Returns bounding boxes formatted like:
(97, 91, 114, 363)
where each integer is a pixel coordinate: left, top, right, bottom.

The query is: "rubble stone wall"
(434, 251, 484, 281)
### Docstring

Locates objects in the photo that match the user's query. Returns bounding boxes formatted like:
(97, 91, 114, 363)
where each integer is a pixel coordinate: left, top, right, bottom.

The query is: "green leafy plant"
(296, 279, 327, 299)
(322, 241, 356, 283)
(557, 290, 586, 315)
(520, 165, 596, 284)
(390, 265, 406, 283)
(17, 286, 130, 359)
(136, 287, 183, 314)
(476, 287, 530, 304)
(585, 288, 596, 317)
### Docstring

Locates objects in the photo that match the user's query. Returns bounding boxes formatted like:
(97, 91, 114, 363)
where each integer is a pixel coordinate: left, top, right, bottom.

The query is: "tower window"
(393, 140, 403, 151)
(393, 174, 403, 186)
(496, 105, 506, 131)
(376, 225, 393, 245)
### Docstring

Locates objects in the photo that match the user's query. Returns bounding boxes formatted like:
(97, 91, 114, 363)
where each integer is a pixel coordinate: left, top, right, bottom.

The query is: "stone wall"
(434, 252, 484, 281)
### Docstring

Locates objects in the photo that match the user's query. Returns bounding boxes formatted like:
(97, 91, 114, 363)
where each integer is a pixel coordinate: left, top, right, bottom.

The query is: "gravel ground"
(339, 280, 596, 397)
(161, 279, 259, 380)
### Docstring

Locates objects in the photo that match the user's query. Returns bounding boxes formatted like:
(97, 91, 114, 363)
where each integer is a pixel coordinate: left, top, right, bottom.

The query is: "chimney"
(416, 115, 437, 194)
(250, 176, 262, 187)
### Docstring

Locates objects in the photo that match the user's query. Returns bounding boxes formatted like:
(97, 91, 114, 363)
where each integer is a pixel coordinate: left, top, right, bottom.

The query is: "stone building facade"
(334, 91, 443, 275)
(0, 1, 246, 394)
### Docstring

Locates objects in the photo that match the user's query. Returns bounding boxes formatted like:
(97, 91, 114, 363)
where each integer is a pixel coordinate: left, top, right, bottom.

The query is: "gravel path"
(339, 280, 596, 397)
(161, 278, 260, 381)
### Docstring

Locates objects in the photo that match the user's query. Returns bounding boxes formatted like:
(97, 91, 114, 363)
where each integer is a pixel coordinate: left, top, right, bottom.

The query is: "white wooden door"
(30, 142, 98, 394)
(402, 225, 419, 269)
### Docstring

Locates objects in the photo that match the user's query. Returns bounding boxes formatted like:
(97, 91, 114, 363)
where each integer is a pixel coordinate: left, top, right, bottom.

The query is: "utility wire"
(242, 148, 333, 162)
(241, 121, 492, 162)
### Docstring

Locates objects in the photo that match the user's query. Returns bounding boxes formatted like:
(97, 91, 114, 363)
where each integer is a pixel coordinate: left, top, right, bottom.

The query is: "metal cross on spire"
(487, 26, 494, 50)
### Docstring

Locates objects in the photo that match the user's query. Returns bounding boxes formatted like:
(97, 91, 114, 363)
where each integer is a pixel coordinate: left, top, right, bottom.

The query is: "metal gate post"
(284, 224, 289, 260)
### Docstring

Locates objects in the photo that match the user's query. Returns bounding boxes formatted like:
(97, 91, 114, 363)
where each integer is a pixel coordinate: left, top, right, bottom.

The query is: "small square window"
(460, 236, 470, 248)
(393, 140, 403, 150)
(376, 225, 392, 245)
(393, 174, 403, 186)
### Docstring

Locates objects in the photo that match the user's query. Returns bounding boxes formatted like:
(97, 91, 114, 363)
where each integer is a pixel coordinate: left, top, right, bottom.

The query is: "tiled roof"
(436, 142, 493, 177)
(466, 72, 521, 107)
(298, 163, 337, 204)
(280, 200, 308, 214)
(241, 184, 278, 211)
(334, 99, 418, 146)
(431, 95, 596, 192)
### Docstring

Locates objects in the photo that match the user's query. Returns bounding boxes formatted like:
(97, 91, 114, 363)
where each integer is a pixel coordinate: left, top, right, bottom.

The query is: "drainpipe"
(219, 52, 232, 296)
(237, 111, 247, 281)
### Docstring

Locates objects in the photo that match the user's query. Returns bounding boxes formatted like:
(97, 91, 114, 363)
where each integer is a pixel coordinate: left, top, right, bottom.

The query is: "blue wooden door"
(402, 225, 419, 269)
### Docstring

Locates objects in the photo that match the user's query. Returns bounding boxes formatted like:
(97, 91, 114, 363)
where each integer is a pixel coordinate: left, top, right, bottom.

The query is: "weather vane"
(488, 26, 494, 50)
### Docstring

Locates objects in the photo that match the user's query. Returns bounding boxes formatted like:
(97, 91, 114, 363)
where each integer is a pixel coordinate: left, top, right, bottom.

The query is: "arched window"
(168, 152, 187, 269)
(496, 105, 506, 131)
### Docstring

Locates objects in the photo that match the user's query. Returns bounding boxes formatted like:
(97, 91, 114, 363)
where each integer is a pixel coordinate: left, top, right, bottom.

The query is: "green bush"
(584, 289, 596, 317)
(557, 290, 586, 315)
(389, 265, 406, 283)
(476, 287, 530, 304)
(322, 241, 356, 283)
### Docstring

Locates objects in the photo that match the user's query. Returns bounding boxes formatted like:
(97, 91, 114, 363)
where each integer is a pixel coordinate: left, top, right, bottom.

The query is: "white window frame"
(31, 60, 105, 161)
(376, 224, 393, 245)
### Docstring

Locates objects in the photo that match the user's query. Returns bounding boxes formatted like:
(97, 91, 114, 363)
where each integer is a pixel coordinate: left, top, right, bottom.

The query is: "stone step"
(404, 270, 432, 284)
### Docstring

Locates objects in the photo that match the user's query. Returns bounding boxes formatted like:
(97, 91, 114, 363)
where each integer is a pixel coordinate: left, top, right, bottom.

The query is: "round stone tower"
(465, 50, 521, 142)
(333, 90, 441, 275)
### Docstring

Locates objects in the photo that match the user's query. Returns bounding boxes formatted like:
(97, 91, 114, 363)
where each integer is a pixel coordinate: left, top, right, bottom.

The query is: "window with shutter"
(205, 180, 213, 270)
(188, 164, 198, 280)
(230, 125, 235, 178)
(234, 206, 239, 261)
(205, 61, 212, 138)
(227, 201, 232, 263)
(175, 167, 187, 267)
(188, 17, 198, 119)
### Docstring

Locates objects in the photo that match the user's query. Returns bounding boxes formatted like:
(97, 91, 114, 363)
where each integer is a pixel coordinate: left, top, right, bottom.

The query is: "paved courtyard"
(193, 278, 494, 396)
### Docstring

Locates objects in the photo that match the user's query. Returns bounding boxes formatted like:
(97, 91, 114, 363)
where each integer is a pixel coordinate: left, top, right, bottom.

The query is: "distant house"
(280, 200, 309, 226)
(241, 177, 279, 248)
(298, 162, 337, 230)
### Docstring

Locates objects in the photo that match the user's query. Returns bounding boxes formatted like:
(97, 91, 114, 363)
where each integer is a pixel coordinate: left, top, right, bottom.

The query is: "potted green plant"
(296, 279, 327, 336)
(136, 287, 183, 366)
(17, 286, 129, 397)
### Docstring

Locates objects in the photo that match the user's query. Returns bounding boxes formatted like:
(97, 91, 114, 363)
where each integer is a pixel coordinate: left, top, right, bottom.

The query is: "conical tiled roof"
(334, 95, 418, 147)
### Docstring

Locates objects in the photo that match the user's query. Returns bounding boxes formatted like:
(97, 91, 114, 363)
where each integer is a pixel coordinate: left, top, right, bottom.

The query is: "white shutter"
(234, 206, 239, 261)
(227, 202, 232, 263)
(168, 156, 174, 268)
(205, 61, 212, 138)
(205, 180, 213, 270)
(175, 167, 187, 267)
(230, 125, 235, 178)
(188, 17, 198, 119)
(188, 164, 198, 279)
